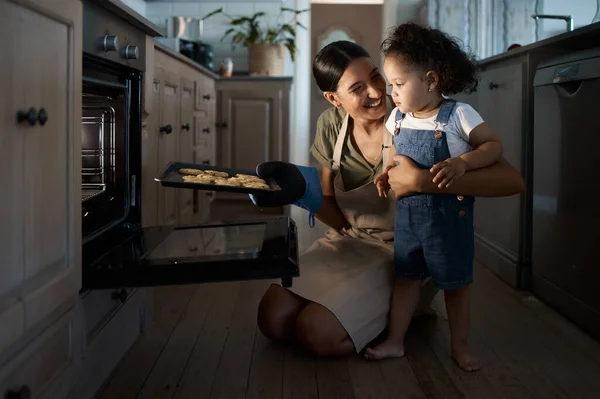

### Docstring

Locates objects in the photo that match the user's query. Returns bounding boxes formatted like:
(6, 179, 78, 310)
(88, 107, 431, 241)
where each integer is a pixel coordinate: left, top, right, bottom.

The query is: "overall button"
(457, 195, 464, 201)
(458, 210, 466, 218)
(434, 131, 443, 139)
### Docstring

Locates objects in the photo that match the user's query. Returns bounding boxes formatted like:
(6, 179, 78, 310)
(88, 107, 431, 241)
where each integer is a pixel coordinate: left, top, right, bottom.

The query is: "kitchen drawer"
(81, 288, 135, 343)
(194, 77, 216, 115)
(0, 307, 79, 399)
(0, 300, 25, 358)
(193, 115, 214, 149)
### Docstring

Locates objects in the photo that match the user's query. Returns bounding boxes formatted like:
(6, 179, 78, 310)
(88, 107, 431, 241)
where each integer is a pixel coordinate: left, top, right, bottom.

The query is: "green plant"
(201, 7, 310, 61)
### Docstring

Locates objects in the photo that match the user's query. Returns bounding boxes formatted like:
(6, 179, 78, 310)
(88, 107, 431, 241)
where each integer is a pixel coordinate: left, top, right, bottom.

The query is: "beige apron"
(288, 111, 400, 352)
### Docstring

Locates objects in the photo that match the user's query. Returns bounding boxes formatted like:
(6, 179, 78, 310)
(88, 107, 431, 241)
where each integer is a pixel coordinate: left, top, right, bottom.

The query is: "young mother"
(257, 41, 524, 356)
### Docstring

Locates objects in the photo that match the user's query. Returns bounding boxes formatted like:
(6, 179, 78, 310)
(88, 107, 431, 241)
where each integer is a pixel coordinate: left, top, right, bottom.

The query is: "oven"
(80, 1, 299, 293)
(81, 54, 141, 242)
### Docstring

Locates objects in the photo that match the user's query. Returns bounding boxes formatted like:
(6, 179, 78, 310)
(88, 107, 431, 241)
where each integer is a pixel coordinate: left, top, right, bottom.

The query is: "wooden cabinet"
(141, 46, 217, 228)
(0, 0, 82, 397)
(215, 78, 292, 204)
(216, 78, 292, 172)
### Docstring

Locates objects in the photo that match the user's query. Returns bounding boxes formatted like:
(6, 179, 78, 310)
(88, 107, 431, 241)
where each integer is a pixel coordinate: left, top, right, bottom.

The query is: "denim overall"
(392, 99, 475, 290)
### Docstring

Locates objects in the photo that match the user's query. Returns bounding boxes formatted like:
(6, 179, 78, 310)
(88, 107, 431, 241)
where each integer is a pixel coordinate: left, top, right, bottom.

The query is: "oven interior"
(81, 76, 130, 241)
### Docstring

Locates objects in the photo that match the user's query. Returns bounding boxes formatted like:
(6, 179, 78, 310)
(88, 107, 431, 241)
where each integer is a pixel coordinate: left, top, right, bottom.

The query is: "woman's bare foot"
(364, 340, 405, 360)
(451, 347, 480, 371)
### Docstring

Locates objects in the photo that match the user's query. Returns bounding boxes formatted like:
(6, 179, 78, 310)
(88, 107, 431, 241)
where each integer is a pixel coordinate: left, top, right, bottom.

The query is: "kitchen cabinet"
(141, 46, 217, 228)
(215, 78, 292, 205)
(454, 52, 553, 288)
(0, 0, 82, 397)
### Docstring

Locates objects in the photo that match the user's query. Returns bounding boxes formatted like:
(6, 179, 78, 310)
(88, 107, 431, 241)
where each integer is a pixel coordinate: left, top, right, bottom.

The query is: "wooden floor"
(96, 208, 600, 399)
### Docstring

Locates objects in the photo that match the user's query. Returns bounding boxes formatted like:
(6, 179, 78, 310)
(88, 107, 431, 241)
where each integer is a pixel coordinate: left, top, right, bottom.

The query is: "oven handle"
(83, 76, 128, 90)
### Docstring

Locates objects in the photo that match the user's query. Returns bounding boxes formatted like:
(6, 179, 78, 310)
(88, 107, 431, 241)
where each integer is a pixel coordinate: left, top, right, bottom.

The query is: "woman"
(257, 41, 524, 357)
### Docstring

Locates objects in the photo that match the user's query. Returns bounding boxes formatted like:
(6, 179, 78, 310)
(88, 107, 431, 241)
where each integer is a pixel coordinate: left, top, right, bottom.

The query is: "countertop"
(479, 21, 600, 67)
(153, 40, 293, 82)
(90, 0, 164, 37)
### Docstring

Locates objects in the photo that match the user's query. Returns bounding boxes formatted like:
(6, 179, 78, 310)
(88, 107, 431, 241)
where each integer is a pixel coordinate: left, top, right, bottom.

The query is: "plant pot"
(248, 43, 285, 76)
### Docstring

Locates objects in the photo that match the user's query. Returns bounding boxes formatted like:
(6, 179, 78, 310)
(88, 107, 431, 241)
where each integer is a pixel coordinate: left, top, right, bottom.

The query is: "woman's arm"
(388, 155, 524, 199)
(315, 166, 348, 230)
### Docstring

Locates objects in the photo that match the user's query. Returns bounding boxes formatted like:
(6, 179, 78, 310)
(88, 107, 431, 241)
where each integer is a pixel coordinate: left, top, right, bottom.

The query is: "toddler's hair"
(381, 22, 478, 95)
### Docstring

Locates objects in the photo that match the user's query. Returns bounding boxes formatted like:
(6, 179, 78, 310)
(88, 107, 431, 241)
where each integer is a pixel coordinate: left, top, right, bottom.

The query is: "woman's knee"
(296, 303, 353, 357)
(257, 284, 305, 342)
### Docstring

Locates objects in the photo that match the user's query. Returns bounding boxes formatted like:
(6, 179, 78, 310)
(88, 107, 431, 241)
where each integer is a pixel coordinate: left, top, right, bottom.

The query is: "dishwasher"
(532, 48, 600, 341)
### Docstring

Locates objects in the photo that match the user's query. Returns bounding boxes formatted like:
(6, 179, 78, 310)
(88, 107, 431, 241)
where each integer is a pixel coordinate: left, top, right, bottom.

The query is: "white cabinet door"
(0, 0, 81, 351)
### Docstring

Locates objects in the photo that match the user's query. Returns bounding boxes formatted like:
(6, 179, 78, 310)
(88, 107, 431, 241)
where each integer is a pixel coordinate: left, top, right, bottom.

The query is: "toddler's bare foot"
(364, 340, 405, 360)
(451, 346, 480, 371)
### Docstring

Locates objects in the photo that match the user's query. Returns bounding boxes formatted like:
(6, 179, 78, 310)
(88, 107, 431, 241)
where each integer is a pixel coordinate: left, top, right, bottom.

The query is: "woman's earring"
(428, 87, 433, 93)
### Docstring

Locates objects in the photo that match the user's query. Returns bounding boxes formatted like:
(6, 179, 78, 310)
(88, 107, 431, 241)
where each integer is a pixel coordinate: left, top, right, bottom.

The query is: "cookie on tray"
(178, 168, 204, 175)
(202, 170, 229, 178)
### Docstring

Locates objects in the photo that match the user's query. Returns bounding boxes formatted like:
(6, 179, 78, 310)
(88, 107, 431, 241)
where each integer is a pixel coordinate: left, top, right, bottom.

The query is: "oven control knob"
(123, 45, 139, 60)
(98, 35, 119, 52)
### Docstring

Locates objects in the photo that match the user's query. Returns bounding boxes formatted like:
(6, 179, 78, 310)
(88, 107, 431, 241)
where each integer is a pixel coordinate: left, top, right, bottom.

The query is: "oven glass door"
(82, 217, 299, 289)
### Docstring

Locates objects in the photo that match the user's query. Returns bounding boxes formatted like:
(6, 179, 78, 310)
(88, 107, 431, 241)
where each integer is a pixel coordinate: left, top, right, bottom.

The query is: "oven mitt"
(249, 161, 323, 228)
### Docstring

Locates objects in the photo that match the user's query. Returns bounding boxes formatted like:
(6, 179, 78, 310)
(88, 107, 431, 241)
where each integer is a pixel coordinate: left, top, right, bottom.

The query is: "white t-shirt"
(384, 102, 484, 157)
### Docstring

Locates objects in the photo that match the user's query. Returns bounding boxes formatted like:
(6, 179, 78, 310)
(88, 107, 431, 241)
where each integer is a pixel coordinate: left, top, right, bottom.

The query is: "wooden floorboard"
(97, 285, 197, 399)
(207, 280, 267, 399)
(171, 282, 242, 399)
(96, 264, 600, 399)
(136, 284, 219, 399)
(282, 346, 318, 399)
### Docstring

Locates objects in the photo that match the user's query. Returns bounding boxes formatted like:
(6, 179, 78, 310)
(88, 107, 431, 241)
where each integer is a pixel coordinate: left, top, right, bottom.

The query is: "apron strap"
(382, 123, 393, 166)
(332, 113, 350, 172)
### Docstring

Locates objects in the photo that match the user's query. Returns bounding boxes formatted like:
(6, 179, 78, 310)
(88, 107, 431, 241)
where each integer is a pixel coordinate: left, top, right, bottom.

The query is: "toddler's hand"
(430, 157, 467, 188)
(374, 168, 392, 197)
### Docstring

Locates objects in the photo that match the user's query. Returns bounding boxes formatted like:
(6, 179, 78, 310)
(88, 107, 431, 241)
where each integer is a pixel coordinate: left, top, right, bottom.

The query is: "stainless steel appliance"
(532, 48, 600, 340)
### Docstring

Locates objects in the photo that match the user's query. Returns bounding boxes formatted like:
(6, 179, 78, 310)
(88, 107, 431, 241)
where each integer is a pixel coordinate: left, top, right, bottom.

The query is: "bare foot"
(451, 347, 480, 371)
(364, 340, 405, 360)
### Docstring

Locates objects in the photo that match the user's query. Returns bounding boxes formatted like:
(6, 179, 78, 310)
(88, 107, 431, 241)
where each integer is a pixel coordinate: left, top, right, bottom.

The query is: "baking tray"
(154, 161, 281, 194)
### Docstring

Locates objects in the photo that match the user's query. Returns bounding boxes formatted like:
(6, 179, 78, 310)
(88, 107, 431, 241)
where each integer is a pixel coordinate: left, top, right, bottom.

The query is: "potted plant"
(201, 7, 310, 76)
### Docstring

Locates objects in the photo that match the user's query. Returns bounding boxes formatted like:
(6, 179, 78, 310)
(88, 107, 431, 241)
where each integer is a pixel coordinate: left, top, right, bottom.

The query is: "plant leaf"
(200, 7, 223, 20)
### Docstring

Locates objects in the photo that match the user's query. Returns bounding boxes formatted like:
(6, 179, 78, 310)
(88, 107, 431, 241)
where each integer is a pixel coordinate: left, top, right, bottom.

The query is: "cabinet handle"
(5, 386, 31, 399)
(37, 108, 48, 126)
(489, 81, 500, 90)
(216, 122, 227, 129)
(160, 124, 173, 134)
(202, 160, 210, 165)
(206, 192, 213, 198)
(202, 94, 211, 100)
(16, 108, 37, 126)
(181, 123, 190, 131)
(202, 127, 210, 134)
(111, 289, 128, 304)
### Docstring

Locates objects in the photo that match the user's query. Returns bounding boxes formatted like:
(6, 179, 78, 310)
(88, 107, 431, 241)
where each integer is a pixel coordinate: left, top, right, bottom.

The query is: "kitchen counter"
(479, 21, 600, 67)
(153, 40, 293, 82)
(89, 0, 163, 37)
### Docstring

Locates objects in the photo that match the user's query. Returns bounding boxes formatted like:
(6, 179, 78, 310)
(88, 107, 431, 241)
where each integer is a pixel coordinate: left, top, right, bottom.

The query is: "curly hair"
(381, 22, 479, 95)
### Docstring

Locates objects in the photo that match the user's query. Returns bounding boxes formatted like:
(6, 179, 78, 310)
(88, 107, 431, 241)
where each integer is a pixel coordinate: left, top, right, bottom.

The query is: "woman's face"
(324, 57, 387, 121)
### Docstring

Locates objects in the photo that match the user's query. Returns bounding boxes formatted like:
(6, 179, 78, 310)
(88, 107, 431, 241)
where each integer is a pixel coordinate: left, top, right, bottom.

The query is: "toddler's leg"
(444, 286, 479, 371)
(365, 279, 421, 360)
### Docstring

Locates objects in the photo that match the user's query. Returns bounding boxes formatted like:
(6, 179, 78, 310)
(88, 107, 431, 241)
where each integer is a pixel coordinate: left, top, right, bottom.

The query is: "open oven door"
(82, 217, 299, 289)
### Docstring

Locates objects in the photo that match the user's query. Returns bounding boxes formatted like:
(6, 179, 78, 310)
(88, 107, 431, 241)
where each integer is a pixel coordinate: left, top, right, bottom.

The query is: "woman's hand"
(387, 155, 423, 199)
(388, 155, 525, 198)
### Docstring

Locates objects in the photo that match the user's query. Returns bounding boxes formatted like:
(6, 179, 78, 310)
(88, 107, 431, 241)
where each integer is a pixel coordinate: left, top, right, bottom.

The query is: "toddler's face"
(383, 55, 433, 115)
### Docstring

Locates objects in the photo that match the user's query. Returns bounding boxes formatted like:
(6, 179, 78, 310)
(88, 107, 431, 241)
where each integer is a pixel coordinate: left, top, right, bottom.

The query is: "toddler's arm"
(431, 123, 503, 188)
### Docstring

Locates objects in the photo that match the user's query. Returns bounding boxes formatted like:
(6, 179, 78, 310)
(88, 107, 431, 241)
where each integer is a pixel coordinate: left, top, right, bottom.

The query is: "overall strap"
(435, 99, 457, 128)
(332, 113, 350, 172)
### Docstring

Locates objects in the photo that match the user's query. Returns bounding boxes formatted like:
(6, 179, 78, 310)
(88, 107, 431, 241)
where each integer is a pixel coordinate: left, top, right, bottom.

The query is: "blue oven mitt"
(249, 161, 323, 227)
